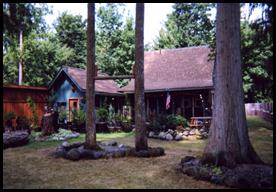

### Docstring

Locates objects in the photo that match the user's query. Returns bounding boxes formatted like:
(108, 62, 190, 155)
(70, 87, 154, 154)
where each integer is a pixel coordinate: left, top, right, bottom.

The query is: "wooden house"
(119, 46, 214, 120)
(48, 66, 124, 122)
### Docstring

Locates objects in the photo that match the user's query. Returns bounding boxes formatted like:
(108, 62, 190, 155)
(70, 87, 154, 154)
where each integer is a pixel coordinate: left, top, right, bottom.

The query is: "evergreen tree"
(54, 12, 87, 69)
(153, 3, 215, 49)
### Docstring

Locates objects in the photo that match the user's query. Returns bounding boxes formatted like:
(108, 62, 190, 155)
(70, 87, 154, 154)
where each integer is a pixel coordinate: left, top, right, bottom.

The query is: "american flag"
(166, 92, 171, 110)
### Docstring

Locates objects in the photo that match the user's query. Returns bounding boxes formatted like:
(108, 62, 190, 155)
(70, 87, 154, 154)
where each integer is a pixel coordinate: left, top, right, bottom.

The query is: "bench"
(189, 116, 212, 128)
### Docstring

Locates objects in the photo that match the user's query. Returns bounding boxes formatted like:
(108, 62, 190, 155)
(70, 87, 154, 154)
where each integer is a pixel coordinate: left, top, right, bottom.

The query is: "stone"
(187, 135, 197, 140)
(148, 131, 154, 137)
(165, 134, 173, 141)
(189, 129, 196, 135)
(3, 131, 30, 149)
(158, 131, 165, 138)
(195, 129, 201, 136)
(66, 148, 81, 161)
(181, 156, 196, 164)
(62, 141, 68, 147)
(135, 150, 150, 158)
(101, 141, 117, 146)
(182, 135, 188, 140)
(175, 134, 183, 141)
(55, 146, 66, 158)
(222, 164, 273, 189)
(183, 131, 189, 136)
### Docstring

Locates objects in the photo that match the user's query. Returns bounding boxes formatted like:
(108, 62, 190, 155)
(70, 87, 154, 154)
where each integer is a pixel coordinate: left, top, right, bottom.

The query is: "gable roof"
(48, 66, 122, 96)
(120, 46, 214, 93)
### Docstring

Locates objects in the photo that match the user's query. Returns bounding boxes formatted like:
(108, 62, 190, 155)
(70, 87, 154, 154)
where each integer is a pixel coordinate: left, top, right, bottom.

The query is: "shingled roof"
(49, 66, 122, 95)
(120, 46, 214, 93)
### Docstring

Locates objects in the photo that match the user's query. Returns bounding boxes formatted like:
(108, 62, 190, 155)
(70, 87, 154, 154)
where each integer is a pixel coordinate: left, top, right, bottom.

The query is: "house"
(48, 66, 124, 122)
(50, 45, 214, 122)
(119, 45, 214, 120)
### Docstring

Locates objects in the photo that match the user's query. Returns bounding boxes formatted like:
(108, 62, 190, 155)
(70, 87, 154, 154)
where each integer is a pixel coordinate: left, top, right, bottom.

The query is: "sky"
(45, 3, 262, 45)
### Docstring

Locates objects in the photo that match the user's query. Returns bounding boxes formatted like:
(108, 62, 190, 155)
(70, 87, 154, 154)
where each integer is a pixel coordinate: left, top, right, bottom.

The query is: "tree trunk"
(42, 112, 55, 136)
(18, 29, 23, 85)
(135, 3, 148, 151)
(85, 3, 97, 149)
(201, 3, 263, 168)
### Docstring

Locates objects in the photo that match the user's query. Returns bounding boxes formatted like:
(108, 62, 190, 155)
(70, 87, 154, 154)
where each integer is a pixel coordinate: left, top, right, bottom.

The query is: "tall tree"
(201, 4, 263, 168)
(54, 12, 87, 69)
(153, 3, 215, 50)
(135, 3, 148, 151)
(96, 4, 135, 87)
(85, 3, 97, 149)
(3, 3, 51, 85)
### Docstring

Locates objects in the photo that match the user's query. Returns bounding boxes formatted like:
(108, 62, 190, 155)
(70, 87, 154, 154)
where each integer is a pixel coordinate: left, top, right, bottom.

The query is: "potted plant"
(96, 107, 108, 132)
(4, 112, 16, 131)
(72, 109, 86, 133)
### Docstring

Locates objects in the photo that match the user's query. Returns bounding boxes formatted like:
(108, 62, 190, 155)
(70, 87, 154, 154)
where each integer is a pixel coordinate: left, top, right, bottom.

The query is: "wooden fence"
(3, 84, 49, 128)
(245, 103, 273, 123)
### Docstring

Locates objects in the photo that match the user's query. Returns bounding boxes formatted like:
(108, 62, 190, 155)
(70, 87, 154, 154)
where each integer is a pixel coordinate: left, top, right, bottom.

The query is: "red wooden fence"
(3, 84, 49, 128)
(245, 103, 273, 123)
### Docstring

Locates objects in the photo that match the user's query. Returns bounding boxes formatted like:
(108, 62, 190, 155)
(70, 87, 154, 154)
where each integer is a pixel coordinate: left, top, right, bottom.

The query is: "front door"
(69, 99, 79, 122)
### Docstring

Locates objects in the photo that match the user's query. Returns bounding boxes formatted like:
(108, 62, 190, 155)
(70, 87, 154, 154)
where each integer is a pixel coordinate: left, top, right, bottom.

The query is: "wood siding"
(3, 85, 49, 128)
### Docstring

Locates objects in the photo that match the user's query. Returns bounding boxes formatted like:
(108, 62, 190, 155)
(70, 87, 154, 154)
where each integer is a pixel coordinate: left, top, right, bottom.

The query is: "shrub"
(5, 112, 16, 121)
(96, 107, 108, 122)
(26, 96, 39, 130)
(16, 116, 30, 131)
(121, 115, 132, 132)
(147, 114, 167, 132)
(4, 112, 16, 129)
(72, 109, 86, 126)
(166, 114, 187, 130)
(58, 106, 67, 123)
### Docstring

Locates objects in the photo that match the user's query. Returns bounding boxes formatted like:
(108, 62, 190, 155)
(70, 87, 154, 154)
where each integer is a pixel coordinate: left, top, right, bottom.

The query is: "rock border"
(180, 156, 273, 189)
(55, 141, 165, 161)
(148, 126, 209, 141)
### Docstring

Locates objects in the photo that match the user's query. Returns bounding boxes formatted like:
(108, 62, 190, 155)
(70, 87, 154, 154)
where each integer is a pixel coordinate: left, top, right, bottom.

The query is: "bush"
(26, 97, 39, 130)
(5, 112, 16, 121)
(147, 114, 167, 132)
(58, 106, 67, 123)
(96, 107, 108, 122)
(4, 112, 16, 129)
(72, 109, 86, 126)
(166, 114, 187, 130)
(16, 116, 30, 131)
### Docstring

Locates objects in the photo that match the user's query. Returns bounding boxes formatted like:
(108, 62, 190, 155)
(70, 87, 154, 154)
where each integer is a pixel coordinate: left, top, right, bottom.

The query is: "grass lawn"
(3, 116, 273, 189)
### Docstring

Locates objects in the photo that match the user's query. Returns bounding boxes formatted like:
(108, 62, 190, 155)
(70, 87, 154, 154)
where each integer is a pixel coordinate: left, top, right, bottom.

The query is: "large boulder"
(3, 131, 29, 149)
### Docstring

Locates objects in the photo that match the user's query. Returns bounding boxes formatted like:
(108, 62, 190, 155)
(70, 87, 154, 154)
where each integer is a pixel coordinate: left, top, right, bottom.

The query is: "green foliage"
(26, 96, 39, 129)
(58, 106, 67, 122)
(4, 112, 16, 121)
(153, 3, 215, 49)
(166, 114, 188, 129)
(96, 4, 135, 87)
(211, 166, 222, 175)
(16, 116, 30, 130)
(241, 5, 273, 102)
(107, 104, 115, 124)
(72, 109, 86, 126)
(54, 12, 87, 69)
(96, 107, 109, 122)
(47, 92, 58, 108)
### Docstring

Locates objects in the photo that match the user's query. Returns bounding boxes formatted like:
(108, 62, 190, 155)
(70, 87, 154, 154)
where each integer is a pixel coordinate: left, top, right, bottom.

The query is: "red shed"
(3, 84, 49, 128)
